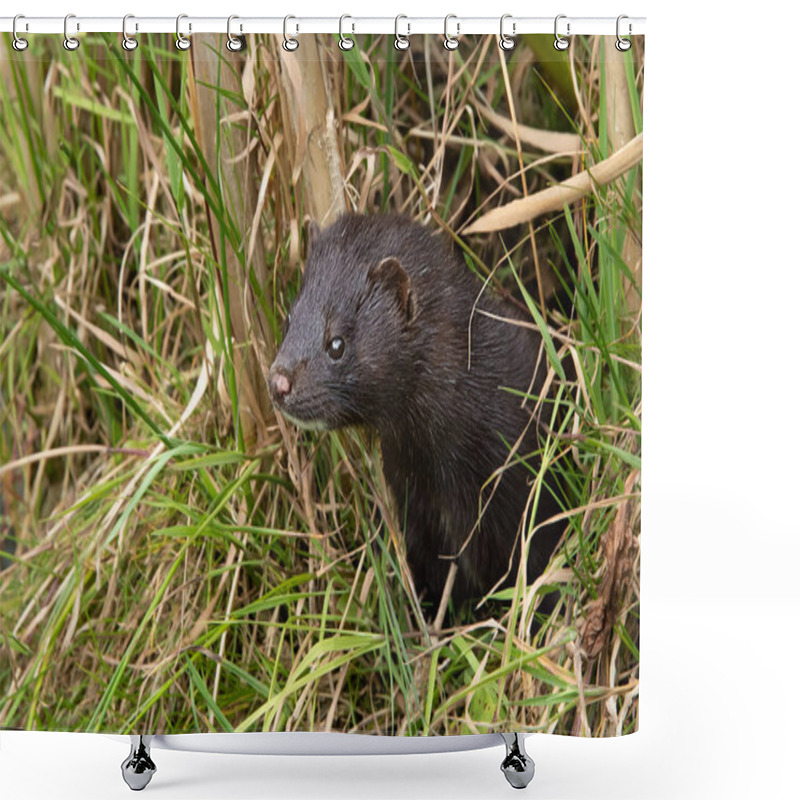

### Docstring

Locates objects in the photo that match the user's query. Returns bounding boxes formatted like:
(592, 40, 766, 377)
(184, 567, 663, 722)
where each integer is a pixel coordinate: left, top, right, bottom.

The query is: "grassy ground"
(0, 33, 641, 737)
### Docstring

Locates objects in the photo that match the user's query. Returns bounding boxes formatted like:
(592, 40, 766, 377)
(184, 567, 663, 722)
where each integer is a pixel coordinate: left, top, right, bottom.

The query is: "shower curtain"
(0, 24, 642, 744)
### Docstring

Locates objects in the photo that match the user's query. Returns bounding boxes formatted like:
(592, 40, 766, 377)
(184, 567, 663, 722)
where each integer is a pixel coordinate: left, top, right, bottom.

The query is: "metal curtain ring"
(394, 15, 410, 51)
(227, 15, 244, 52)
(176, 14, 191, 51)
(499, 14, 516, 51)
(443, 14, 460, 51)
(63, 13, 79, 51)
(554, 14, 570, 51)
(339, 15, 355, 51)
(616, 15, 632, 51)
(283, 16, 299, 52)
(122, 14, 138, 51)
(12, 14, 29, 51)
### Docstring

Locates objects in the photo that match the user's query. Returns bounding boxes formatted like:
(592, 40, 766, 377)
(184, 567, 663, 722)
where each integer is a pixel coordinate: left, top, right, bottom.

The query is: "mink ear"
(367, 257, 418, 324)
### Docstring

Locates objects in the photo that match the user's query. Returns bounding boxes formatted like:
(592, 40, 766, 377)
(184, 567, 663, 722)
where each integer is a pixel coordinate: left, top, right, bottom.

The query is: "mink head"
(268, 215, 421, 431)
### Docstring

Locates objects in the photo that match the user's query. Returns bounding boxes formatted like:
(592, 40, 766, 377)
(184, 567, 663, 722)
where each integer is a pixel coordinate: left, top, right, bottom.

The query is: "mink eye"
(327, 336, 345, 361)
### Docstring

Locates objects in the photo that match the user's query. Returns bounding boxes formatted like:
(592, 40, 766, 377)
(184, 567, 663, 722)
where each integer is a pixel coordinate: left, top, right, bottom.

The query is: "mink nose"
(269, 369, 292, 402)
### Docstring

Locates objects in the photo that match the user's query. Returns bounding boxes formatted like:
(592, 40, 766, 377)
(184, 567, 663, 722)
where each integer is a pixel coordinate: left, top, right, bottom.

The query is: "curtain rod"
(0, 16, 646, 37)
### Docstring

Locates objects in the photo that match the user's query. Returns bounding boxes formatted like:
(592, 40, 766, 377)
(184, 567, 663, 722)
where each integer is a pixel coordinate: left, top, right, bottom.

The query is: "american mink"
(268, 214, 565, 611)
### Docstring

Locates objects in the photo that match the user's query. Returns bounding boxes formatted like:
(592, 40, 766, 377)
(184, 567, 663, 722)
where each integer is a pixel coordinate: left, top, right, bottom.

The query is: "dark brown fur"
(268, 214, 565, 610)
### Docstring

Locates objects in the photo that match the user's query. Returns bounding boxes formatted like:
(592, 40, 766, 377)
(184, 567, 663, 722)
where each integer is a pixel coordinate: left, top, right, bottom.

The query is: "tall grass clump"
(1, 33, 641, 737)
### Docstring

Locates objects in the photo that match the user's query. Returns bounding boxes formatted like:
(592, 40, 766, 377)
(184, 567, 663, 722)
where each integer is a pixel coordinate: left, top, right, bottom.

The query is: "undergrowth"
(0, 33, 641, 737)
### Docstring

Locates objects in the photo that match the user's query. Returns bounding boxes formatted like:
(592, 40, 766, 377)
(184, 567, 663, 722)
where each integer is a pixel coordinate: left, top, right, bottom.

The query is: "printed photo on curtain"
(0, 20, 642, 780)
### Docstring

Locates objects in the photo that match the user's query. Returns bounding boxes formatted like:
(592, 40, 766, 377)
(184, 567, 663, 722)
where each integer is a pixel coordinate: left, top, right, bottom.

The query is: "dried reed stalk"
(188, 34, 275, 451)
(275, 36, 348, 228)
(603, 38, 643, 314)
(463, 133, 643, 234)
